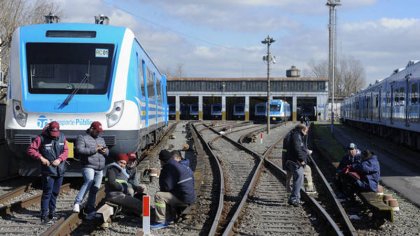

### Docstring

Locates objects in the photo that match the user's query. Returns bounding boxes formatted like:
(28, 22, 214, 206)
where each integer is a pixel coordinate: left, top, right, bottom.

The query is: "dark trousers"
(41, 175, 63, 218)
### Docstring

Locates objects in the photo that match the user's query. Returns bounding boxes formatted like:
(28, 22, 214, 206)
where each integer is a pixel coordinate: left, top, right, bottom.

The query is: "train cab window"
(26, 43, 114, 94)
(270, 104, 280, 112)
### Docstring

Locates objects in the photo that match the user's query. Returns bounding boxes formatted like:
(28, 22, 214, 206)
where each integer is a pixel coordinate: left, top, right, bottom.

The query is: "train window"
(26, 43, 114, 94)
(412, 83, 418, 104)
(147, 68, 154, 99)
(138, 59, 145, 94)
(399, 87, 405, 104)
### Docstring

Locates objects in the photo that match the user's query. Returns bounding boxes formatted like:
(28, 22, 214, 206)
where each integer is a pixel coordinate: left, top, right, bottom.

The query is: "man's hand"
(51, 159, 61, 167)
(40, 157, 50, 166)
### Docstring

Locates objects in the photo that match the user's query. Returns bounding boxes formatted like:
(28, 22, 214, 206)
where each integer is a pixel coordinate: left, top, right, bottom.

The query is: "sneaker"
(288, 200, 300, 207)
(151, 222, 169, 229)
(73, 204, 80, 213)
(41, 217, 52, 225)
(85, 211, 99, 220)
(306, 190, 317, 195)
(48, 213, 56, 221)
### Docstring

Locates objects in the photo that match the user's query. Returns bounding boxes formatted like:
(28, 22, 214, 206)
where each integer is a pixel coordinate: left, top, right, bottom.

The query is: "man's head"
(89, 121, 103, 137)
(127, 153, 137, 168)
(171, 150, 183, 162)
(296, 123, 308, 136)
(116, 153, 129, 168)
(159, 149, 172, 164)
(361, 149, 373, 160)
(48, 121, 60, 138)
(348, 143, 357, 156)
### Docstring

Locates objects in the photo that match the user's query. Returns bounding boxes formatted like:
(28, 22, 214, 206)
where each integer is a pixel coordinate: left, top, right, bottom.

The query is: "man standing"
(73, 121, 109, 220)
(151, 150, 196, 229)
(27, 121, 68, 224)
(286, 124, 310, 207)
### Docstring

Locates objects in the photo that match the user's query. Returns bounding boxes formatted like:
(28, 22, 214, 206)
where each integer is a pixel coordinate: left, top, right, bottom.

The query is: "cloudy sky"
(56, 0, 420, 87)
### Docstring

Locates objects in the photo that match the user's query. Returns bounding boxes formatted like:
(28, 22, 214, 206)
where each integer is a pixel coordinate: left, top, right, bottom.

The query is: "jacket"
(159, 159, 196, 204)
(27, 130, 68, 176)
(352, 155, 380, 192)
(76, 132, 109, 170)
(287, 129, 309, 164)
(337, 151, 362, 173)
(104, 163, 130, 197)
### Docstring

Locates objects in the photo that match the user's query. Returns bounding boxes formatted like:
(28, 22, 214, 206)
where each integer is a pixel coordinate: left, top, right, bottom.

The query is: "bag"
(282, 131, 293, 170)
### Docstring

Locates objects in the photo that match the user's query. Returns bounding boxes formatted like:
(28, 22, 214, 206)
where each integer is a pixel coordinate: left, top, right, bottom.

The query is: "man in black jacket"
(151, 150, 196, 229)
(286, 124, 310, 207)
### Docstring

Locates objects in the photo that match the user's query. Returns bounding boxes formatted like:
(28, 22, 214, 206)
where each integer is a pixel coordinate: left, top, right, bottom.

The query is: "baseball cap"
(90, 121, 103, 132)
(348, 143, 356, 150)
(48, 121, 60, 138)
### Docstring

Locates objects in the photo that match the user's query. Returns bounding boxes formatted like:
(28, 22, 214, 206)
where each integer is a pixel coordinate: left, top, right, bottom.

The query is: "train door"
(405, 75, 410, 127)
(378, 87, 382, 122)
(390, 82, 394, 124)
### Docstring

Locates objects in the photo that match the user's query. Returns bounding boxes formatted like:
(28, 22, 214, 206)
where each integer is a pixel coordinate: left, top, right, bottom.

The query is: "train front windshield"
(26, 43, 115, 94)
(270, 104, 280, 112)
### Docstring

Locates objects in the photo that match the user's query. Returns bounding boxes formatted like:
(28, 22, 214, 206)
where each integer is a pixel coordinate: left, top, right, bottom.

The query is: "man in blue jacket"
(152, 150, 196, 229)
(351, 150, 380, 192)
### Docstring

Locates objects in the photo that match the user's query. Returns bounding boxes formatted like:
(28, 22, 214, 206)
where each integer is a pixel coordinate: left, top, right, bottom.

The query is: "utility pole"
(327, 0, 340, 133)
(262, 35, 275, 134)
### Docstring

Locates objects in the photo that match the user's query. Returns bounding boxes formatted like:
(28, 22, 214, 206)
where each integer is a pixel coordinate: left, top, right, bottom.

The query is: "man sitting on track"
(151, 149, 196, 229)
(351, 150, 381, 193)
(335, 143, 361, 197)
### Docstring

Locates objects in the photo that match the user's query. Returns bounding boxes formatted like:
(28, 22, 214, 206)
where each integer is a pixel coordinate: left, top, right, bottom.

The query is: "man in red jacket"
(27, 121, 68, 224)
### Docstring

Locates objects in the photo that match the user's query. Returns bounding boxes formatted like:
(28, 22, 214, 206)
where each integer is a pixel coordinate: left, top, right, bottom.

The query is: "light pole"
(262, 35, 275, 134)
(327, 0, 340, 133)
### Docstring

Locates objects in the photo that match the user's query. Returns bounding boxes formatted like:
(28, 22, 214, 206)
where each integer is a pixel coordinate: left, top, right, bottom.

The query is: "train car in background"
(168, 103, 176, 120)
(5, 20, 168, 176)
(341, 60, 420, 150)
(233, 103, 245, 120)
(189, 104, 199, 120)
(254, 99, 290, 123)
(211, 103, 222, 119)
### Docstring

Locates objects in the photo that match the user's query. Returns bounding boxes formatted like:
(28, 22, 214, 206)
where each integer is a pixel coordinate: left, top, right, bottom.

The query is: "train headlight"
(13, 100, 28, 127)
(106, 100, 124, 127)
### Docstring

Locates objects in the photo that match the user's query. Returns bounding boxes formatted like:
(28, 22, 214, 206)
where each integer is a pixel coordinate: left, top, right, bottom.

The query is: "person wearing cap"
(73, 121, 109, 219)
(335, 143, 362, 196)
(27, 121, 69, 224)
(125, 152, 147, 198)
(103, 153, 143, 216)
(151, 149, 196, 229)
(351, 150, 381, 192)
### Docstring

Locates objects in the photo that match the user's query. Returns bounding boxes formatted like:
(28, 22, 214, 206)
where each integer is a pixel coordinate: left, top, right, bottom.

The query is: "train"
(341, 60, 420, 150)
(233, 103, 245, 120)
(4, 22, 168, 176)
(254, 99, 291, 123)
(189, 104, 199, 120)
(211, 103, 222, 119)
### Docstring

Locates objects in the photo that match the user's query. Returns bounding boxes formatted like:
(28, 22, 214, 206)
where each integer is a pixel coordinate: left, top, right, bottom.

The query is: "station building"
(167, 66, 329, 122)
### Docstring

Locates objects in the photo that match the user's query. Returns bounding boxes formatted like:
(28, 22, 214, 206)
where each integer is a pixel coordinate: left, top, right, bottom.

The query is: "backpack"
(282, 131, 293, 170)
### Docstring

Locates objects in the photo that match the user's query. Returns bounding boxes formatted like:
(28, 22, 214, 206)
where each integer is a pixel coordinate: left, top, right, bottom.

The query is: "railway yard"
(0, 121, 419, 235)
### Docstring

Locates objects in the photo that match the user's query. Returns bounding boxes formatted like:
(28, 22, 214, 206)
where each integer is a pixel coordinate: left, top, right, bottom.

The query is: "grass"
(312, 123, 345, 163)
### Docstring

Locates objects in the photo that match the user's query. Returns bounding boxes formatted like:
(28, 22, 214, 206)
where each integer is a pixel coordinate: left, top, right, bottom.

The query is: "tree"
(309, 55, 366, 97)
(0, 0, 61, 83)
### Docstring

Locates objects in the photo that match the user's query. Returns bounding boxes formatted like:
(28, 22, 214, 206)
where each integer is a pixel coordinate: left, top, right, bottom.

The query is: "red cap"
(90, 121, 103, 132)
(117, 153, 129, 162)
(48, 121, 60, 138)
(128, 153, 137, 161)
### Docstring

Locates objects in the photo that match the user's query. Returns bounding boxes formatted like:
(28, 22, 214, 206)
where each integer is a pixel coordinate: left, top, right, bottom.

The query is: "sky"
(55, 0, 420, 88)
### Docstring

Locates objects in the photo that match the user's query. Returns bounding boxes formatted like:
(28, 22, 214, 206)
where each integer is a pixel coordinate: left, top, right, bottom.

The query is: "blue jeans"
(74, 168, 103, 213)
(41, 175, 63, 218)
(287, 161, 304, 203)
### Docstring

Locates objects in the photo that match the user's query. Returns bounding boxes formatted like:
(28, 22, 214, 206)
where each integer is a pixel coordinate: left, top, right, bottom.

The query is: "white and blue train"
(254, 99, 291, 123)
(5, 22, 168, 176)
(341, 60, 420, 150)
(211, 103, 222, 119)
(233, 103, 245, 120)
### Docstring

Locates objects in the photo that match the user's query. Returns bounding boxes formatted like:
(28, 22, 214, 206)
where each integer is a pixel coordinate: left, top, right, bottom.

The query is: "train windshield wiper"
(59, 61, 90, 108)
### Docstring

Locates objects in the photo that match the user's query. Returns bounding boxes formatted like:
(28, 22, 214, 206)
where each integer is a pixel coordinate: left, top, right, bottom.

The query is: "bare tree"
(309, 55, 366, 97)
(0, 0, 61, 82)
